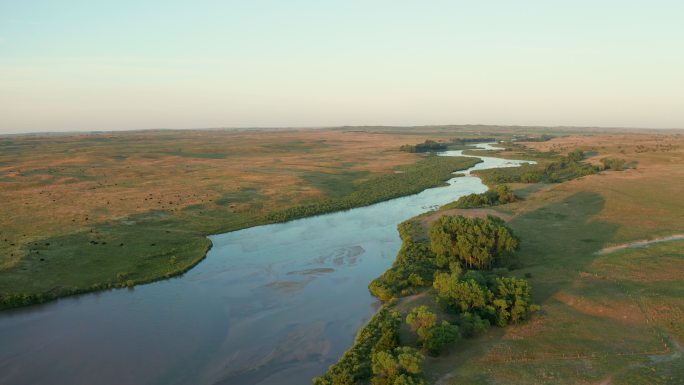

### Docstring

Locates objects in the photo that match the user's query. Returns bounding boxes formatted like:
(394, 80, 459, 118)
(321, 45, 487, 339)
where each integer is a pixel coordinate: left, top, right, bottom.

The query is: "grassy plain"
(2, 126, 683, 384)
(418, 133, 684, 384)
(0, 127, 487, 306)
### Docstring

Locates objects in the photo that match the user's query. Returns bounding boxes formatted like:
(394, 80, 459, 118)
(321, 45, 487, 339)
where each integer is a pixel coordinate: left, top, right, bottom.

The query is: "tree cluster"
(406, 306, 460, 355)
(399, 140, 448, 153)
(371, 347, 426, 385)
(475, 152, 598, 186)
(441, 184, 516, 210)
(370, 215, 519, 301)
(317, 212, 538, 384)
(433, 270, 537, 328)
(369, 220, 437, 300)
(313, 308, 402, 385)
(430, 215, 518, 270)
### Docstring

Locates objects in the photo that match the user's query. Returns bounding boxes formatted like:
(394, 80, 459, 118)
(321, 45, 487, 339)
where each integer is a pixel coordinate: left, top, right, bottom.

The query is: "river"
(0, 144, 533, 385)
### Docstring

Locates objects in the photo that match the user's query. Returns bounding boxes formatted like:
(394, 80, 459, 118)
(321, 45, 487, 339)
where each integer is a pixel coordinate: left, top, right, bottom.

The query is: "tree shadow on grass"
(508, 191, 620, 303)
(425, 191, 623, 383)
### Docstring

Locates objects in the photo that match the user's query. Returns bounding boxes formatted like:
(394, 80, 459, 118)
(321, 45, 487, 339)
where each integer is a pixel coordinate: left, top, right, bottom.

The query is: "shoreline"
(0, 156, 481, 311)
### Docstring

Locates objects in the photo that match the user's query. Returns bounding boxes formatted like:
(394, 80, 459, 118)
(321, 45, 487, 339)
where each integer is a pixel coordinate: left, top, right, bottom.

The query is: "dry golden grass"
(514, 133, 684, 243)
(0, 129, 440, 269)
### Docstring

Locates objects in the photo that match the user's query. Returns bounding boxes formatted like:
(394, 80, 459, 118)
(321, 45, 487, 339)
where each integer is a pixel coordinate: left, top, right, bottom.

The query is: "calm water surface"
(0, 144, 533, 385)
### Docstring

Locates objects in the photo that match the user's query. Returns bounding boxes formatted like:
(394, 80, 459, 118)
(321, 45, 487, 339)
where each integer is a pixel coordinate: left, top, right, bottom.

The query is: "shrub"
(601, 157, 627, 171)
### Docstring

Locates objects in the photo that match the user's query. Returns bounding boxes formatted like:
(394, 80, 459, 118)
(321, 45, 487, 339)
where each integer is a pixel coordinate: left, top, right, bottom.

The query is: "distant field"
(0, 127, 496, 307)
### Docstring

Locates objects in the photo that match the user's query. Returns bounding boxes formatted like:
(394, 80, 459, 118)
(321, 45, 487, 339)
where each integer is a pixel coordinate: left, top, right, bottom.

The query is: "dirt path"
(595, 234, 684, 255)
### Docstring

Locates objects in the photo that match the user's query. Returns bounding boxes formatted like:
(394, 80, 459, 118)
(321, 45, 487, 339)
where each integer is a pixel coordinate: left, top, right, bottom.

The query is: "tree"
(371, 347, 425, 385)
(372, 351, 399, 378)
(406, 306, 437, 339)
(422, 321, 460, 355)
(331, 369, 354, 385)
(373, 328, 400, 353)
(494, 184, 516, 204)
(433, 273, 489, 313)
(393, 374, 427, 385)
(395, 347, 423, 375)
(458, 312, 490, 337)
(491, 277, 533, 326)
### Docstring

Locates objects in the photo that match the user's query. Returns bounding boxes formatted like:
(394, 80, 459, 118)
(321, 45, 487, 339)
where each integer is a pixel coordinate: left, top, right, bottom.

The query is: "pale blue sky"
(1, 1, 683, 133)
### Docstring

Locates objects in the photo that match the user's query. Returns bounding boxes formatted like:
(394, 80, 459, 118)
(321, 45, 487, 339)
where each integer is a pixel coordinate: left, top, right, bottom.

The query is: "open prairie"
(418, 133, 684, 384)
(0, 126, 504, 306)
(2, 127, 683, 385)
(0, 128, 436, 301)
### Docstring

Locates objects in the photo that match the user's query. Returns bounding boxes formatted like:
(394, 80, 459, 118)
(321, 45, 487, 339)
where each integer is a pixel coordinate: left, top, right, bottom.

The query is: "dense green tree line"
(399, 140, 448, 153)
(451, 137, 496, 145)
(440, 184, 516, 210)
(474, 151, 597, 186)
(430, 215, 518, 270)
(317, 214, 536, 384)
(267, 156, 480, 223)
(369, 220, 437, 300)
(312, 307, 404, 385)
(369, 215, 519, 300)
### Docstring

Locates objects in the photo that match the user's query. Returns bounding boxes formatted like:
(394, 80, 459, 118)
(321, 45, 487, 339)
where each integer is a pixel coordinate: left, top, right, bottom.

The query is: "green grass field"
(425, 189, 683, 383)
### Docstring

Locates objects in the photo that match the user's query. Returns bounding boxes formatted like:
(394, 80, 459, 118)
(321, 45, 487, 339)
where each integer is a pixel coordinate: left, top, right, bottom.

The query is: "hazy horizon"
(2, 1, 684, 134)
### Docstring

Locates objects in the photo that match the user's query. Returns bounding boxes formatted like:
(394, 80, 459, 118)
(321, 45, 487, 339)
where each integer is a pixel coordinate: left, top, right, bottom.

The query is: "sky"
(1, 0, 683, 133)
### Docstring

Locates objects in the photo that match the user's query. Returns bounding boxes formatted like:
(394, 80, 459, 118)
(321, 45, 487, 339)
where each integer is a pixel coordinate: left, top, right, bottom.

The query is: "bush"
(601, 157, 627, 171)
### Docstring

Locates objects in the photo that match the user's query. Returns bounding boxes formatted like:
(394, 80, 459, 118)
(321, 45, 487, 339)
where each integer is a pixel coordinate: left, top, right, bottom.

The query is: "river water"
(0, 144, 533, 385)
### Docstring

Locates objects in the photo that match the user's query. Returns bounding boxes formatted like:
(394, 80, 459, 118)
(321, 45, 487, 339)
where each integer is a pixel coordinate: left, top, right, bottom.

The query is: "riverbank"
(313, 146, 538, 385)
(412, 135, 684, 384)
(0, 143, 532, 385)
(0, 155, 480, 310)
